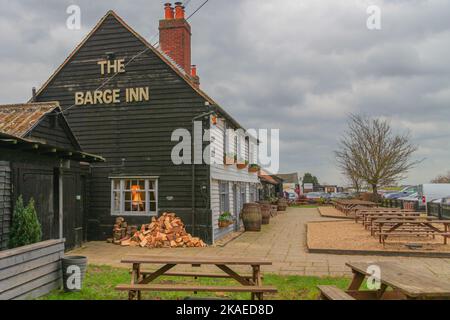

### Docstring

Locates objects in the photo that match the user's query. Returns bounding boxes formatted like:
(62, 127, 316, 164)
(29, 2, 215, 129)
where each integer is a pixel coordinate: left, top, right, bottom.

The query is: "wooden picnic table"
(116, 255, 277, 300)
(355, 210, 420, 225)
(346, 262, 450, 300)
(366, 214, 436, 235)
(333, 200, 378, 215)
(375, 219, 450, 245)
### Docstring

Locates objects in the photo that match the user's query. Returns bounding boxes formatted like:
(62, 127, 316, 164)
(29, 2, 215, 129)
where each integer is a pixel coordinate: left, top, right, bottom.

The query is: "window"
(111, 178, 158, 216)
(250, 184, 257, 202)
(223, 121, 229, 156)
(240, 184, 246, 209)
(219, 181, 229, 213)
(245, 137, 250, 162)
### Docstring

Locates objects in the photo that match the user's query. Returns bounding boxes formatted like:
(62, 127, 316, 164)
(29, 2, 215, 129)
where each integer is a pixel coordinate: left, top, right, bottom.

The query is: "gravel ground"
(307, 220, 450, 253)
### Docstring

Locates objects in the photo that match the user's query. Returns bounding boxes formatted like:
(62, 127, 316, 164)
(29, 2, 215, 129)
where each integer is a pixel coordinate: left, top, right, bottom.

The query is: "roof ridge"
(0, 101, 60, 108)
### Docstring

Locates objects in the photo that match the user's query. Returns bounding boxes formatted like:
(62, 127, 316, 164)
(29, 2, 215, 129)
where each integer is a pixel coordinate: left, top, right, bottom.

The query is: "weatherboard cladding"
(35, 12, 214, 242)
(0, 161, 11, 250)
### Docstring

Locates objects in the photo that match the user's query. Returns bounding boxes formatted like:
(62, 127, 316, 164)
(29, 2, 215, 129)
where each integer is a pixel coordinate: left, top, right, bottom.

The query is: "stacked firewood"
(110, 213, 207, 248)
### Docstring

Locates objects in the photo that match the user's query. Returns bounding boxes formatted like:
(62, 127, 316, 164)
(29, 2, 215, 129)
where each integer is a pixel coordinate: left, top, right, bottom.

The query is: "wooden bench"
(317, 285, 355, 300)
(139, 271, 261, 281)
(116, 284, 278, 298)
(379, 232, 450, 246)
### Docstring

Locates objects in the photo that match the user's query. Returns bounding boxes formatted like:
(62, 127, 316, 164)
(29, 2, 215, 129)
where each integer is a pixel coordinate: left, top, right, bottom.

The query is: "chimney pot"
(191, 65, 197, 77)
(164, 3, 174, 20)
(175, 2, 185, 19)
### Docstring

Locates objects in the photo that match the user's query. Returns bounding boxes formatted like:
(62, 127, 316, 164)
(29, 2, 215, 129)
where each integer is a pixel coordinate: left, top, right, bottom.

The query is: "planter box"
(218, 221, 233, 228)
(223, 156, 235, 166)
(236, 163, 248, 170)
(248, 167, 260, 173)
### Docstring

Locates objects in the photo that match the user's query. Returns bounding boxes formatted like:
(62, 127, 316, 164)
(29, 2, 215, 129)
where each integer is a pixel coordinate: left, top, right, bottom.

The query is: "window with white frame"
(111, 178, 158, 216)
(219, 181, 229, 213)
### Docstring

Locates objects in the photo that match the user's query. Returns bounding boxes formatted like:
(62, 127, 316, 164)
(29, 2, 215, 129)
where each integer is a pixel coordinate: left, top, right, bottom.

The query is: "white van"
(418, 184, 450, 210)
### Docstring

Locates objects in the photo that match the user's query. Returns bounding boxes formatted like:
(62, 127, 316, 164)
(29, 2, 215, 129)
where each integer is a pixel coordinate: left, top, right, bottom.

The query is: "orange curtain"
(131, 185, 143, 206)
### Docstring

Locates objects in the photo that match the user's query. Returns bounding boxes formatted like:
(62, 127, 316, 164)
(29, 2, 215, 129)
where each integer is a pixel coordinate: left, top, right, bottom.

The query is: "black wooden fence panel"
(0, 161, 11, 250)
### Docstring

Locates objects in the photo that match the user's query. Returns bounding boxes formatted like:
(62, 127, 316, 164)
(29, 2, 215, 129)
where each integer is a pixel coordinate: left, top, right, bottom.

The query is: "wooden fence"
(0, 239, 64, 300)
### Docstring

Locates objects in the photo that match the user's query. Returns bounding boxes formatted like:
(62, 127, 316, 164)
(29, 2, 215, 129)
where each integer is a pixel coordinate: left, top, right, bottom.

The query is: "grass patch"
(41, 265, 350, 300)
(290, 205, 319, 209)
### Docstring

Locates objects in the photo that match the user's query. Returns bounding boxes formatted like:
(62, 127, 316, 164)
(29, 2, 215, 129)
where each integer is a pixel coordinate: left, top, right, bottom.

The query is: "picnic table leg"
(129, 263, 141, 301)
(252, 265, 263, 300)
(348, 271, 365, 291)
(445, 224, 449, 245)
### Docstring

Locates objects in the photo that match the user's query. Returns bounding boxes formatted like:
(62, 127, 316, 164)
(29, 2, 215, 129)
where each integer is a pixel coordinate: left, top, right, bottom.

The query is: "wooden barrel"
(241, 203, 262, 232)
(260, 203, 271, 225)
(277, 198, 288, 212)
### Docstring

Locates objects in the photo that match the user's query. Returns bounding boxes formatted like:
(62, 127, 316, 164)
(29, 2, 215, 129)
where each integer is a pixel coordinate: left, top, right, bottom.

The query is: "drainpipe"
(191, 110, 216, 237)
(59, 167, 64, 239)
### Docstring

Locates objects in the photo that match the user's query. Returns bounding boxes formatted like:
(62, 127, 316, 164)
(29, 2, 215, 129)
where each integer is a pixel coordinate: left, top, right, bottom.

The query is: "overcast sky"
(1, 0, 450, 186)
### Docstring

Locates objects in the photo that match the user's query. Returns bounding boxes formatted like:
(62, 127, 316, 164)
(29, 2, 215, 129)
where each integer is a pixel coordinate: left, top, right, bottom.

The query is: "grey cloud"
(1, 0, 450, 185)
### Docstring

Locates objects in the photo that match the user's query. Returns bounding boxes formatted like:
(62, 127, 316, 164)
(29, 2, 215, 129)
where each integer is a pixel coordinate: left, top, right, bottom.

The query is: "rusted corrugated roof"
(0, 102, 59, 137)
(259, 170, 280, 185)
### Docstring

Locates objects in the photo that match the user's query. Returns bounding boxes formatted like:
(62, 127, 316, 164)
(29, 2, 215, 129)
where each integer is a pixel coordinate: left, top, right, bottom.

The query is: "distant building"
(275, 173, 300, 197)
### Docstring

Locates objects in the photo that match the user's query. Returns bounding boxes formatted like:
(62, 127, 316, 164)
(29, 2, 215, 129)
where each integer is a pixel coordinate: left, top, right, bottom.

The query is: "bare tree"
(431, 172, 450, 183)
(335, 114, 420, 197)
(343, 164, 364, 194)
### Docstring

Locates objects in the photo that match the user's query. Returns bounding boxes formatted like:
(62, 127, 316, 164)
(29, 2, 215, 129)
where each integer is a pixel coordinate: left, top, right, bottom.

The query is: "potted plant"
(223, 153, 236, 166)
(248, 164, 260, 173)
(236, 160, 249, 170)
(218, 212, 234, 228)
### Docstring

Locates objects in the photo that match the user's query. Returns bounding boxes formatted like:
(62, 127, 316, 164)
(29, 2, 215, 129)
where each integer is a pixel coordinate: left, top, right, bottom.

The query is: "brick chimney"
(159, 2, 192, 75)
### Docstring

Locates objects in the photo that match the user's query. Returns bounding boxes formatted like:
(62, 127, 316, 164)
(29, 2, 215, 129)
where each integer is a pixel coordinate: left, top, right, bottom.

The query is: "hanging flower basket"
(236, 161, 249, 170)
(218, 212, 234, 228)
(218, 220, 234, 228)
(248, 164, 260, 173)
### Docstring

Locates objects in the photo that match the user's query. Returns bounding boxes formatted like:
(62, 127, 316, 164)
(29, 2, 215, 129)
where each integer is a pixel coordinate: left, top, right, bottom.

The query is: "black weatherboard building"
(0, 103, 103, 250)
(34, 6, 259, 244)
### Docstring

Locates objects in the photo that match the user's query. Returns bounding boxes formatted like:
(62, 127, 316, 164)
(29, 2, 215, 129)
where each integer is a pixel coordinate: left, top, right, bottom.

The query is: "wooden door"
(62, 172, 86, 250)
(12, 165, 57, 241)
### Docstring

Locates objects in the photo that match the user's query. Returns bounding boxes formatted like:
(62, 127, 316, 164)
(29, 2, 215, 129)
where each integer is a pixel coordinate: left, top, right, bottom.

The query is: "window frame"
(110, 176, 159, 217)
(219, 181, 230, 213)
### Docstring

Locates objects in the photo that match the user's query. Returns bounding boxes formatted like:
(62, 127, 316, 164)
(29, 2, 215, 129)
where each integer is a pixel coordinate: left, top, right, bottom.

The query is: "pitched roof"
(0, 102, 59, 137)
(33, 10, 245, 130)
(259, 170, 279, 185)
(276, 173, 300, 184)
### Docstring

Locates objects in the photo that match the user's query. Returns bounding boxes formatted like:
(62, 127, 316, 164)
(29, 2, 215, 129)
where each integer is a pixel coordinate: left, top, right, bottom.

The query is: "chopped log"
(111, 212, 207, 249)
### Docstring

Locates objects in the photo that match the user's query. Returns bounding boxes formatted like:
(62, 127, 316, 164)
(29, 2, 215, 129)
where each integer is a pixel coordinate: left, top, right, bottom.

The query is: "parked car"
(418, 184, 450, 210)
(383, 186, 418, 199)
(287, 192, 298, 201)
(305, 192, 326, 200)
(397, 192, 419, 202)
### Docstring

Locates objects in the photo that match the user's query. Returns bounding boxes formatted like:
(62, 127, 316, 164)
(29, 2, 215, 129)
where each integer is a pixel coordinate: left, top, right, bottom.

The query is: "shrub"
(9, 196, 42, 249)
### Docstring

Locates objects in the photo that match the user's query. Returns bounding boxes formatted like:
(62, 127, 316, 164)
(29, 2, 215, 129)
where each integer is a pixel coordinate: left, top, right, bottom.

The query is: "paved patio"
(68, 207, 450, 279)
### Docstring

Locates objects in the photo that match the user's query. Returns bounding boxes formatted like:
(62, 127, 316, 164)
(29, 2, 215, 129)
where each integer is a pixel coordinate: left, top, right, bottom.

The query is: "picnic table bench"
(345, 262, 450, 300)
(116, 255, 277, 300)
(374, 219, 450, 245)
